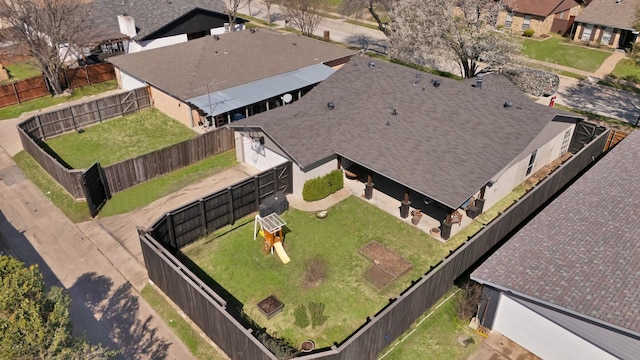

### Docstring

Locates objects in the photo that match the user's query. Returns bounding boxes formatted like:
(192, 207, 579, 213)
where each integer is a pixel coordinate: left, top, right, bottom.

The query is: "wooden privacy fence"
(0, 63, 116, 108)
(18, 88, 236, 216)
(139, 130, 611, 359)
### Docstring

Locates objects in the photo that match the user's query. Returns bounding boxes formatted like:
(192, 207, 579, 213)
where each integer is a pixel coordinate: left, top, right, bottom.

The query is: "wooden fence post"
(254, 176, 260, 208)
(36, 115, 44, 140)
(11, 82, 19, 104)
(273, 167, 279, 193)
(166, 212, 177, 250)
(199, 199, 208, 237)
(85, 65, 90, 86)
(227, 187, 235, 225)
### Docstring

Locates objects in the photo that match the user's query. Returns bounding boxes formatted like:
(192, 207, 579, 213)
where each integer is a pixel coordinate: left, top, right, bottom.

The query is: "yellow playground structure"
(254, 213, 290, 264)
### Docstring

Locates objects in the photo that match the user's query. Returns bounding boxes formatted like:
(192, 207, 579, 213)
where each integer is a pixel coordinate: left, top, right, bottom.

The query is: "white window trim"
(581, 24, 593, 41)
(522, 15, 531, 30)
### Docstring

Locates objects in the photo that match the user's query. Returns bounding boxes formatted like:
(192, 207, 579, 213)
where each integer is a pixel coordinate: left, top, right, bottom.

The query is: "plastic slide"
(273, 242, 290, 264)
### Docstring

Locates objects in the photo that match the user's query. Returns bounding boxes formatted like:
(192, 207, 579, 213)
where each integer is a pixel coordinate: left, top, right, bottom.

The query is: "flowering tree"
(389, 0, 521, 78)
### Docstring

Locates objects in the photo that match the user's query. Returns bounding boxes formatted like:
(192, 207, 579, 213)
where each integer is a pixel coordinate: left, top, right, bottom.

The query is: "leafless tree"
(283, 0, 323, 37)
(389, 0, 521, 78)
(262, 0, 278, 23)
(0, 0, 92, 95)
(226, 0, 248, 31)
(341, 0, 394, 37)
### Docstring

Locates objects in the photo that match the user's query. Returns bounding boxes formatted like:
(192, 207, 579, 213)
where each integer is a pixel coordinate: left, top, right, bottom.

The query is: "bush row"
(302, 170, 344, 202)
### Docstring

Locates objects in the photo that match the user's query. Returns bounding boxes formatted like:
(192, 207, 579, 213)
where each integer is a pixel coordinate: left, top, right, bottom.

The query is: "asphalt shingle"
(508, 0, 580, 17)
(472, 130, 640, 334)
(234, 55, 569, 209)
(575, 0, 640, 30)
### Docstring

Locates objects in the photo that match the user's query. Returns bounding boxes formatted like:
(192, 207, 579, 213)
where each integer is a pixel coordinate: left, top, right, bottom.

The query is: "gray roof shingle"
(509, 0, 580, 17)
(575, 0, 640, 30)
(232, 56, 570, 209)
(108, 30, 356, 100)
(87, 0, 228, 41)
(472, 129, 640, 335)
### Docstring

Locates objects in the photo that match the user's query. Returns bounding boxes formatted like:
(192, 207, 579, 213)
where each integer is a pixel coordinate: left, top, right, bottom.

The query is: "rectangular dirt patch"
(359, 241, 412, 277)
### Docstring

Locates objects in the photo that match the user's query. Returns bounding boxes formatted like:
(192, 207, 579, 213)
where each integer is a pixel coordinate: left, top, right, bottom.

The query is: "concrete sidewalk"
(0, 147, 195, 359)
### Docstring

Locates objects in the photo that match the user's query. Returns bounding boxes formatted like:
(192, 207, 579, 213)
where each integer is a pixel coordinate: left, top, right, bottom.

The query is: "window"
(558, 11, 564, 20)
(526, 150, 537, 176)
(505, 12, 513, 28)
(601, 27, 613, 44)
(581, 24, 593, 41)
(560, 129, 571, 155)
(522, 15, 531, 30)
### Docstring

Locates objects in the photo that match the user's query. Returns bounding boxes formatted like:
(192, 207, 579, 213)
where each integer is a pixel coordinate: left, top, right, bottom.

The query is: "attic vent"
(476, 75, 483, 89)
(368, 61, 375, 68)
(250, 28, 256, 33)
(213, 34, 220, 40)
(292, 42, 297, 46)
(432, 79, 441, 87)
(504, 100, 513, 108)
(616, 0, 622, 3)
(327, 101, 335, 110)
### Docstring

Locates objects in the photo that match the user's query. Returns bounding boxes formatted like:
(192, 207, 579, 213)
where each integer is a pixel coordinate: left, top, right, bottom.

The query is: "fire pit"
(300, 340, 315, 352)
(257, 295, 284, 319)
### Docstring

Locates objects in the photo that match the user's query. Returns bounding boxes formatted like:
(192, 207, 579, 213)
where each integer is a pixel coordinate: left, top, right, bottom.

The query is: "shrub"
(302, 169, 344, 201)
(522, 29, 535, 37)
(309, 301, 329, 329)
(257, 332, 298, 360)
(455, 281, 483, 321)
(294, 304, 310, 328)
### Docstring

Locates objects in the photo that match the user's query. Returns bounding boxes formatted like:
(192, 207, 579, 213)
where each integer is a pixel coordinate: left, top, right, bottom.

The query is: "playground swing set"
(254, 213, 290, 264)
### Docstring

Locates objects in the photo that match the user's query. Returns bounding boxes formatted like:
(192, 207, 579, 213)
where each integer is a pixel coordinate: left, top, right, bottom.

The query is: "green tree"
(0, 255, 114, 359)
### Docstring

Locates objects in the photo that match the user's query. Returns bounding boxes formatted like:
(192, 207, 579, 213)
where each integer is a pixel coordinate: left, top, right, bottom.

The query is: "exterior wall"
(483, 125, 574, 209)
(292, 159, 338, 196)
(149, 86, 194, 126)
(498, 12, 551, 35)
(239, 134, 288, 171)
(573, 23, 625, 48)
(118, 69, 146, 90)
(210, 23, 244, 35)
(493, 294, 616, 360)
(128, 34, 188, 53)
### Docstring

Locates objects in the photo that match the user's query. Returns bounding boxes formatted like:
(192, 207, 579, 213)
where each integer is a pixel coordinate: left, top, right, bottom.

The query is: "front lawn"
(610, 58, 640, 83)
(522, 36, 611, 72)
(0, 80, 118, 120)
(183, 196, 450, 349)
(45, 108, 197, 168)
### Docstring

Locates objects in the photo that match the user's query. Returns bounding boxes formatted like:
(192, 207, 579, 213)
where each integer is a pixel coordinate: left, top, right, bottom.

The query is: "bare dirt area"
(359, 241, 412, 289)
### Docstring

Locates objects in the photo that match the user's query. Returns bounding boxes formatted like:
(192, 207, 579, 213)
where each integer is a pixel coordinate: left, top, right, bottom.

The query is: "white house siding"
(128, 34, 188, 53)
(118, 70, 146, 90)
(493, 294, 616, 360)
(240, 134, 288, 171)
(482, 124, 574, 209)
(292, 159, 338, 197)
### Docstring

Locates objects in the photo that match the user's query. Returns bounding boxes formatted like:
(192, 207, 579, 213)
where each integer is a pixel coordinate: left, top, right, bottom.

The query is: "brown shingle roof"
(575, 0, 640, 30)
(232, 56, 572, 209)
(472, 129, 640, 335)
(108, 30, 356, 100)
(508, 0, 580, 17)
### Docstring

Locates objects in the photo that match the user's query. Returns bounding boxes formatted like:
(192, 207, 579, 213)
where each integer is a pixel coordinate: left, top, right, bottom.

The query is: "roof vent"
(327, 101, 335, 110)
(432, 79, 441, 87)
(616, 0, 622, 3)
(213, 34, 220, 40)
(292, 42, 297, 46)
(504, 100, 513, 108)
(250, 28, 256, 33)
(414, 79, 420, 86)
(476, 75, 483, 89)
(368, 61, 375, 68)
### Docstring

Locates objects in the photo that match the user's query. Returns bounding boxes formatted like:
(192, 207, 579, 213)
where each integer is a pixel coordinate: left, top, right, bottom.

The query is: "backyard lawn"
(184, 196, 457, 349)
(0, 80, 118, 120)
(2, 61, 41, 82)
(45, 108, 197, 168)
(522, 36, 611, 72)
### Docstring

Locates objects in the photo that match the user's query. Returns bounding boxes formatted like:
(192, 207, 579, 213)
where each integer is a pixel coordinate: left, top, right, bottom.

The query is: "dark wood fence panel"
(139, 233, 277, 360)
(63, 63, 115, 88)
(142, 130, 610, 360)
(103, 127, 234, 194)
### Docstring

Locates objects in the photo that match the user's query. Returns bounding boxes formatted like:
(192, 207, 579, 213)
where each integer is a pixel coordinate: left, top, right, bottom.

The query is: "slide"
(273, 242, 290, 264)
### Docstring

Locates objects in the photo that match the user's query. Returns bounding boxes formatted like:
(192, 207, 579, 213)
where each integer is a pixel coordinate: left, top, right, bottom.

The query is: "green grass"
(184, 197, 464, 349)
(99, 150, 237, 216)
(2, 61, 41, 82)
(0, 80, 118, 120)
(522, 36, 611, 72)
(344, 19, 380, 31)
(141, 285, 229, 360)
(45, 108, 197, 168)
(378, 288, 482, 360)
(13, 149, 237, 221)
(13, 151, 91, 223)
(610, 58, 640, 82)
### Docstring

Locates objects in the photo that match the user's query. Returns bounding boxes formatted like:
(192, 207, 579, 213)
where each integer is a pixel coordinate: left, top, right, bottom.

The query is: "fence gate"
(569, 121, 606, 154)
(120, 91, 138, 115)
(82, 163, 111, 218)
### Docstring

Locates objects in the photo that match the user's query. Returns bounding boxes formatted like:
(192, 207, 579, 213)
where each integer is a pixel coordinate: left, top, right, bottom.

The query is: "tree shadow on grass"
(71, 273, 171, 359)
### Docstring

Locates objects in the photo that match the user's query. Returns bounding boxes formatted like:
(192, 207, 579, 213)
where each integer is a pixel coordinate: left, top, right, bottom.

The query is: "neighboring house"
(572, 0, 640, 48)
(81, 0, 245, 61)
(229, 55, 583, 235)
(497, 0, 581, 35)
(107, 29, 355, 128)
(471, 130, 640, 360)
